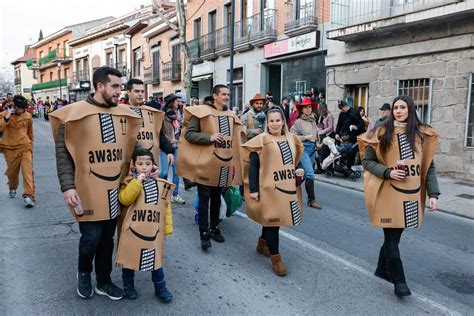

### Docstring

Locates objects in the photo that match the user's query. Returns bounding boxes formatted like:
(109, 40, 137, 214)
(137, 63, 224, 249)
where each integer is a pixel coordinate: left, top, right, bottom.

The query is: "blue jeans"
(301, 141, 316, 180)
(159, 148, 179, 196)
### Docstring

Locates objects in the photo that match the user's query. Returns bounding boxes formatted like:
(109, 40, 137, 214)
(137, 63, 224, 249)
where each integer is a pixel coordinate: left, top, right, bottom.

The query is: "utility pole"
(229, 0, 235, 108)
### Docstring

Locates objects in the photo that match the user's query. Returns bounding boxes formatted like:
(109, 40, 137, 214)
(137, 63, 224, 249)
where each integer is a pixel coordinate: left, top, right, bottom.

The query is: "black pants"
(382, 228, 405, 283)
(78, 218, 117, 285)
(197, 184, 223, 235)
(261, 226, 280, 255)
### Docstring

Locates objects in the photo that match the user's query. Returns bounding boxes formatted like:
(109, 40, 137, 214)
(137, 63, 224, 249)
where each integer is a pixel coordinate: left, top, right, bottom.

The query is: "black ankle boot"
(200, 231, 212, 250)
(210, 226, 225, 243)
(394, 282, 411, 297)
(374, 246, 392, 283)
(154, 280, 173, 303)
(123, 277, 137, 300)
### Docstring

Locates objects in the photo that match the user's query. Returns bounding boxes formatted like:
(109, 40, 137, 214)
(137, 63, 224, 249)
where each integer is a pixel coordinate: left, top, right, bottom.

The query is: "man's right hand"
(63, 189, 81, 207)
(210, 133, 224, 143)
(5, 108, 14, 119)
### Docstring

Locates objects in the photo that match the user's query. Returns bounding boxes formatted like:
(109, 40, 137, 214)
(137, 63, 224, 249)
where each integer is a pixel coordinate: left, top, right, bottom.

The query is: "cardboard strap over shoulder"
(183, 105, 243, 127)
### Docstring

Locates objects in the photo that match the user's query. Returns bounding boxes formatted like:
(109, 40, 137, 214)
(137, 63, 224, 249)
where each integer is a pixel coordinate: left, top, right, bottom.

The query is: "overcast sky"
(0, 0, 149, 71)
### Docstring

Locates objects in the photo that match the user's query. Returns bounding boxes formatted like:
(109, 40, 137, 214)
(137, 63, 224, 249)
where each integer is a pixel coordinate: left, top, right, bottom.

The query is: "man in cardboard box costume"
(51, 67, 141, 301)
(358, 95, 440, 298)
(177, 84, 245, 251)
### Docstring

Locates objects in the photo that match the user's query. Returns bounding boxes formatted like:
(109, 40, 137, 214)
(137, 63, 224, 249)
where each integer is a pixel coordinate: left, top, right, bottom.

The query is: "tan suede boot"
(256, 238, 271, 257)
(271, 254, 287, 276)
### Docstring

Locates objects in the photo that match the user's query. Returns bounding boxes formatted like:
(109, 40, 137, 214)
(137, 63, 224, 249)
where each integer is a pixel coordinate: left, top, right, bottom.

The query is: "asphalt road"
(0, 119, 472, 315)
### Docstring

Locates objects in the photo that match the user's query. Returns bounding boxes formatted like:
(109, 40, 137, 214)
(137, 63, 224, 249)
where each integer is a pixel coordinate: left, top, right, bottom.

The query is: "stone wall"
(326, 48, 474, 180)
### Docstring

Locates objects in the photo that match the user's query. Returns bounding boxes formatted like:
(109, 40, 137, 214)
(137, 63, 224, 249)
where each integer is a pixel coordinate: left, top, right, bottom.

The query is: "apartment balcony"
(215, 26, 231, 56)
(248, 9, 277, 47)
(68, 70, 91, 90)
(14, 78, 21, 85)
(328, 0, 466, 41)
(284, 2, 318, 37)
(234, 19, 252, 52)
(144, 66, 160, 84)
(27, 47, 73, 70)
(200, 32, 217, 60)
(106, 62, 128, 77)
(162, 61, 181, 81)
(32, 79, 68, 92)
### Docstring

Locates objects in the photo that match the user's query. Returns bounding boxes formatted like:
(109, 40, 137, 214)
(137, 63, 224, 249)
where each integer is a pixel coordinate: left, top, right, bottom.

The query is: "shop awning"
(192, 74, 212, 82)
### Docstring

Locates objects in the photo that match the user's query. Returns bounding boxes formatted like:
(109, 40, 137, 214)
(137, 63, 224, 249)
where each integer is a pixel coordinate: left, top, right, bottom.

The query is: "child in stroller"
(320, 135, 362, 181)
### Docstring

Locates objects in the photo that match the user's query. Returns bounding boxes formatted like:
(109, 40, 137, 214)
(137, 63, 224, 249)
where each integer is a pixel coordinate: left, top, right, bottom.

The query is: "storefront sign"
(192, 61, 214, 77)
(264, 31, 320, 59)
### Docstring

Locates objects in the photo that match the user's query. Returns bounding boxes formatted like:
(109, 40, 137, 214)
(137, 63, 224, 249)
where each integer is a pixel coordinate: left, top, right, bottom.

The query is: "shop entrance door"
(268, 64, 281, 104)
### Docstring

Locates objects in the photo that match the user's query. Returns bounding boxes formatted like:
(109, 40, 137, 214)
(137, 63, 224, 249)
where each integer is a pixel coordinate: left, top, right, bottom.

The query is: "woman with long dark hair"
(358, 95, 440, 297)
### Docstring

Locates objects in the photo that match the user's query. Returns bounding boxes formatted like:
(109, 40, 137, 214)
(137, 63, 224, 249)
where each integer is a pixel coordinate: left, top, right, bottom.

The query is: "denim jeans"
(78, 218, 117, 285)
(159, 148, 179, 196)
(122, 267, 165, 283)
(300, 141, 316, 180)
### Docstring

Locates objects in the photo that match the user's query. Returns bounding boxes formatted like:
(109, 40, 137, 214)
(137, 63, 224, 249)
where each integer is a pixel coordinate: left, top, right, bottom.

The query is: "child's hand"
(137, 173, 147, 183)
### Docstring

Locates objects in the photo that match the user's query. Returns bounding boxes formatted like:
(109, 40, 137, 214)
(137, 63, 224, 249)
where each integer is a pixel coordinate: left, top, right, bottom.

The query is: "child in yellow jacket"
(118, 146, 173, 302)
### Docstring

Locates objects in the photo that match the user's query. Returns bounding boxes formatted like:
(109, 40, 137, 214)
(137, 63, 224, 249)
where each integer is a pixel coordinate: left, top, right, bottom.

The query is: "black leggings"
(261, 226, 280, 255)
(382, 228, 405, 283)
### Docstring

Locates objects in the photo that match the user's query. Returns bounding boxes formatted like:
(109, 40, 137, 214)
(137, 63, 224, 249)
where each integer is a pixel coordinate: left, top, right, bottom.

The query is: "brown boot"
(305, 179, 322, 209)
(256, 238, 271, 257)
(271, 254, 287, 276)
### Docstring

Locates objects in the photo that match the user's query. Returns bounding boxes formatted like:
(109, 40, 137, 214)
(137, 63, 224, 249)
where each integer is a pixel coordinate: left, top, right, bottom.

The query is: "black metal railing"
(162, 61, 181, 81)
(248, 9, 277, 42)
(152, 65, 160, 83)
(285, 2, 317, 32)
(215, 26, 231, 51)
(72, 70, 90, 83)
(14, 78, 21, 85)
(107, 62, 128, 77)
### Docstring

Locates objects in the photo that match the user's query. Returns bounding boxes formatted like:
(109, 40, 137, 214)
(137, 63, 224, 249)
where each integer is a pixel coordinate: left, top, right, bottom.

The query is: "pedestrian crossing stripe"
(99, 113, 116, 143)
(290, 200, 302, 225)
(108, 188, 119, 219)
(218, 166, 230, 187)
(397, 133, 414, 160)
(144, 180, 158, 205)
(139, 248, 155, 271)
(403, 200, 419, 228)
(218, 116, 231, 136)
(277, 141, 293, 165)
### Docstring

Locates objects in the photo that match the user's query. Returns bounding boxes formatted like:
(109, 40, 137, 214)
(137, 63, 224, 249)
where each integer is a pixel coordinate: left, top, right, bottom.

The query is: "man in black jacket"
(335, 100, 365, 143)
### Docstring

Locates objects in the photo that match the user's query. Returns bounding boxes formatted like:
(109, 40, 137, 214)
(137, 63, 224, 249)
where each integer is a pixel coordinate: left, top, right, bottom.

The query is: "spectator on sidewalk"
(0, 95, 35, 207)
(241, 93, 266, 140)
(373, 103, 392, 129)
(335, 100, 365, 144)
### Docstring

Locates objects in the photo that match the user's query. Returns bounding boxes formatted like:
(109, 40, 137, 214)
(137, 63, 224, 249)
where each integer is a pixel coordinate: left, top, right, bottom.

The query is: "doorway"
(268, 64, 281, 104)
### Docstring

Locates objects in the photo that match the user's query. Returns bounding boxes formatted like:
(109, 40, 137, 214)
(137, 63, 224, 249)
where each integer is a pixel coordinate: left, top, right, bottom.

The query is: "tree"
(152, 0, 193, 104)
(0, 69, 15, 95)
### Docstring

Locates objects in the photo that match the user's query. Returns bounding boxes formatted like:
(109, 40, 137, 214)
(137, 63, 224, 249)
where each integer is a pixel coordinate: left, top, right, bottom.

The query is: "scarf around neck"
(301, 113, 316, 122)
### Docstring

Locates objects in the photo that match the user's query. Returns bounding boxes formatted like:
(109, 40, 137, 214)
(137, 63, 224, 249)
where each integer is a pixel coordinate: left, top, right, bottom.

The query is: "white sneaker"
(24, 196, 35, 208)
(9, 190, 17, 198)
(171, 195, 185, 204)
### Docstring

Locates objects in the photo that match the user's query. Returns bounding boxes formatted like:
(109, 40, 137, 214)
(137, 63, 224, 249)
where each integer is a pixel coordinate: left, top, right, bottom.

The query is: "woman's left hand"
(429, 197, 438, 212)
(295, 168, 304, 177)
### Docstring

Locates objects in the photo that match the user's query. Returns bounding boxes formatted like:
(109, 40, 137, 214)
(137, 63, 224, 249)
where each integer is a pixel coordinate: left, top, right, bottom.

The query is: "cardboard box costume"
(358, 126, 438, 228)
(116, 178, 175, 271)
(128, 104, 164, 166)
(50, 101, 141, 222)
(177, 105, 246, 187)
(241, 133, 304, 227)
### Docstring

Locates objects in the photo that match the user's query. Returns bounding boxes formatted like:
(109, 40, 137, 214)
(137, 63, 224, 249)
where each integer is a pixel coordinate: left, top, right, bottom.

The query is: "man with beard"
(241, 93, 266, 140)
(0, 95, 35, 207)
(50, 67, 141, 301)
(126, 78, 174, 168)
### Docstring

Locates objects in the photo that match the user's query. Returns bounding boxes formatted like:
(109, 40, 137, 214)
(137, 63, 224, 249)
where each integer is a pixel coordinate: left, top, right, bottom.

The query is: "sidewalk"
(315, 171, 474, 219)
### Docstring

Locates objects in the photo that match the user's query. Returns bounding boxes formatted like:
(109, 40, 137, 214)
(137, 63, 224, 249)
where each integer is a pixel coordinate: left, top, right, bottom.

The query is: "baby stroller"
(321, 141, 362, 182)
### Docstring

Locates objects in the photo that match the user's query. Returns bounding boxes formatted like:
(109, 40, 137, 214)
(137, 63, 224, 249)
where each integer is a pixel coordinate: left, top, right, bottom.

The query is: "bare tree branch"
(151, 0, 178, 32)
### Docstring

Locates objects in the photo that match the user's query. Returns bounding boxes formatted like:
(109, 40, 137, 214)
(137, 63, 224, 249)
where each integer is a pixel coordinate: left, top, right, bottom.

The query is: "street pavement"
(0, 119, 473, 315)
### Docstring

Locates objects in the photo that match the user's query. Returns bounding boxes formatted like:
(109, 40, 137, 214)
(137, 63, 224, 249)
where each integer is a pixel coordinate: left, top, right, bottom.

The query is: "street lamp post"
(113, 37, 119, 72)
(57, 62, 62, 100)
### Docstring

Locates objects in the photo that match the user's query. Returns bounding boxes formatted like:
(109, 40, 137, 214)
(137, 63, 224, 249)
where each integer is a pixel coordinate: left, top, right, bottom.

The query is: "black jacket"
(335, 108, 365, 141)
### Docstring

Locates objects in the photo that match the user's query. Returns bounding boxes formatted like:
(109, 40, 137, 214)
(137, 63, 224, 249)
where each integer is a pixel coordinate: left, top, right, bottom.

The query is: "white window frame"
(397, 78, 433, 124)
(465, 73, 474, 148)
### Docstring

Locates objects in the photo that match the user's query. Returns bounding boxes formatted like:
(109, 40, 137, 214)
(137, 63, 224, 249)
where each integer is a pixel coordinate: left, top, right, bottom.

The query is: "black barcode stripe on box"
(290, 200, 302, 225)
(144, 180, 158, 205)
(218, 167, 230, 187)
(108, 188, 119, 219)
(218, 116, 231, 136)
(131, 108, 144, 127)
(278, 141, 293, 165)
(403, 201, 419, 228)
(397, 133, 414, 160)
(139, 248, 155, 271)
(99, 113, 116, 143)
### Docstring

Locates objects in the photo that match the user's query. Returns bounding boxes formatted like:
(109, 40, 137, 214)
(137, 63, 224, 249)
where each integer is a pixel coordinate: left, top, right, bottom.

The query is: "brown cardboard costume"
(128, 104, 164, 166)
(177, 105, 245, 187)
(116, 178, 175, 271)
(358, 125, 438, 228)
(241, 133, 304, 227)
(50, 101, 141, 222)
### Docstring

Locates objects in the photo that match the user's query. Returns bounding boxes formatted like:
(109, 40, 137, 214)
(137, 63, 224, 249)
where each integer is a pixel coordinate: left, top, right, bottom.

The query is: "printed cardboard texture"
(128, 105, 164, 166)
(177, 105, 245, 187)
(116, 179, 175, 271)
(50, 101, 141, 221)
(358, 126, 438, 228)
(241, 133, 304, 227)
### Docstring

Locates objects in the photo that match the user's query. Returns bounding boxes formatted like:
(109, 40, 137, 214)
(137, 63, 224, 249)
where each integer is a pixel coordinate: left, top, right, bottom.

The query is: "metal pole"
(229, 0, 235, 108)
(58, 65, 62, 99)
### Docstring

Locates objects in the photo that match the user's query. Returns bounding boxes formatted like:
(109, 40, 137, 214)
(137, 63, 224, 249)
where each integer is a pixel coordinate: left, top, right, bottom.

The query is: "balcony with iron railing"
(162, 61, 181, 81)
(329, 0, 463, 41)
(27, 47, 73, 70)
(248, 9, 277, 47)
(71, 70, 90, 84)
(143, 65, 160, 84)
(284, 2, 318, 37)
(14, 78, 21, 85)
(215, 26, 231, 55)
(106, 62, 128, 77)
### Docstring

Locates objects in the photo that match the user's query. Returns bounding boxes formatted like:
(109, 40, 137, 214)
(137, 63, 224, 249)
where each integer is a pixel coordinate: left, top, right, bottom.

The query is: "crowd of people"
(0, 66, 440, 303)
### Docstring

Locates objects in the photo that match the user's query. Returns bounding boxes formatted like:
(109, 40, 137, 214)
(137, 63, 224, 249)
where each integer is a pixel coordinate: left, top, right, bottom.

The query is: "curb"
(315, 178, 474, 220)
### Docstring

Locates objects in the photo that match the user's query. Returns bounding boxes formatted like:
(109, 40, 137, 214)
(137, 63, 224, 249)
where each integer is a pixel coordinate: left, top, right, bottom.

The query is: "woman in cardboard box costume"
(241, 108, 305, 276)
(358, 95, 440, 297)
